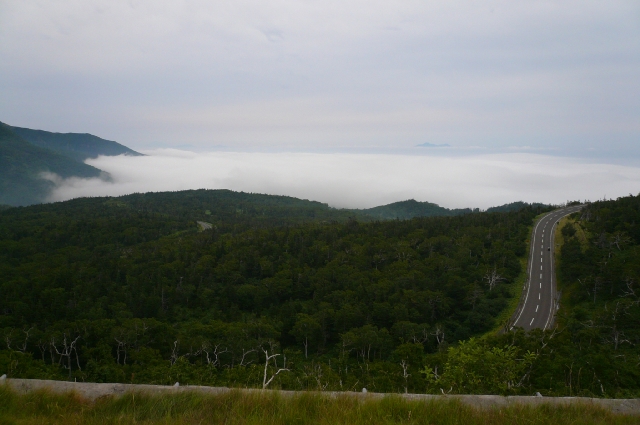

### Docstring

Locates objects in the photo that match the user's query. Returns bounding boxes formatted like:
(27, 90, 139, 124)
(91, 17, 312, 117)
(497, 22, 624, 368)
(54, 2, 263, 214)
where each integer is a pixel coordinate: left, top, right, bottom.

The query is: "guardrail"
(3, 378, 639, 415)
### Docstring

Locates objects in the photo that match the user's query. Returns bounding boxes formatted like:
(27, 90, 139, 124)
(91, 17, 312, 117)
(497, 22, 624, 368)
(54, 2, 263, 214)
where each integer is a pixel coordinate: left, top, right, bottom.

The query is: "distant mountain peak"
(415, 142, 451, 148)
(8, 124, 143, 162)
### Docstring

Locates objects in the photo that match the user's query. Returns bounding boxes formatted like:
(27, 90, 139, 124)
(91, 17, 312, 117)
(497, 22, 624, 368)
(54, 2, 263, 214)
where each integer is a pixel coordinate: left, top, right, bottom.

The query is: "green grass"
(0, 386, 635, 425)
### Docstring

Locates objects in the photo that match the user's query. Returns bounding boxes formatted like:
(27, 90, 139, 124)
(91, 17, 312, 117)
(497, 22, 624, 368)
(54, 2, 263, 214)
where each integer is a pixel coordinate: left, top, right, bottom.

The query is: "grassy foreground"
(0, 387, 635, 425)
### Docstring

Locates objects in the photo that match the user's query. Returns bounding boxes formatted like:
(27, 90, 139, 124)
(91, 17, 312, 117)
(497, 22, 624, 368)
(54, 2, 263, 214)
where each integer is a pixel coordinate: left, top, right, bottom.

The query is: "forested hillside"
(9, 124, 142, 162)
(0, 123, 103, 206)
(0, 190, 544, 392)
(420, 194, 640, 397)
(358, 199, 472, 219)
(0, 121, 143, 206)
(2, 191, 637, 397)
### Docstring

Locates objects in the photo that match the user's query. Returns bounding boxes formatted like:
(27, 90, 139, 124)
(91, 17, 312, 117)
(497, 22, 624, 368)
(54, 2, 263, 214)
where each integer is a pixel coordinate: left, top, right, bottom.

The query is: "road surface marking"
(539, 282, 542, 288)
(540, 265, 543, 270)
(530, 318, 535, 325)
(538, 293, 541, 300)
(536, 305, 539, 312)
(540, 274, 542, 279)
(512, 212, 551, 329)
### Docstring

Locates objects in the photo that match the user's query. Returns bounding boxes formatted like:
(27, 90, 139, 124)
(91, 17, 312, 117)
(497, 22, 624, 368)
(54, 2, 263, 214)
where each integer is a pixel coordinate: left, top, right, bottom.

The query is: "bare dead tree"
(312, 363, 329, 391)
(114, 336, 127, 365)
(601, 302, 633, 351)
(170, 340, 180, 365)
(36, 339, 48, 362)
(202, 343, 228, 367)
(410, 325, 429, 345)
(484, 267, 505, 291)
(240, 348, 256, 366)
(431, 325, 445, 347)
(603, 326, 631, 351)
(4, 329, 13, 350)
(18, 327, 33, 353)
(261, 347, 289, 389)
(50, 333, 81, 373)
(622, 278, 640, 306)
(610, 232, 631, 251)
(538, 326, 562, 353)
(400, 359, 410, 394)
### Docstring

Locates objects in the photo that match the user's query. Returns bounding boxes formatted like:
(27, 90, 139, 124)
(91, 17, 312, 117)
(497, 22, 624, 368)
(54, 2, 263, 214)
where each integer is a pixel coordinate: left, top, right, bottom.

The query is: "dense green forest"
(0, 190, 638, 397)
(420, 194, 640, 397)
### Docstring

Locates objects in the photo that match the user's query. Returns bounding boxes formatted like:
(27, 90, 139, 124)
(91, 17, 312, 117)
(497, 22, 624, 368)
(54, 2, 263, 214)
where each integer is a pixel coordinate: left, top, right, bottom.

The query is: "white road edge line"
(512, 212, 546, 329)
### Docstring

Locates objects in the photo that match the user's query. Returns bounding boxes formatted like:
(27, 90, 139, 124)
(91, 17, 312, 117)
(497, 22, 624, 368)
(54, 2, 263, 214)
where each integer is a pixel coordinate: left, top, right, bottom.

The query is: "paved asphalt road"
(512, 205, 584, 331)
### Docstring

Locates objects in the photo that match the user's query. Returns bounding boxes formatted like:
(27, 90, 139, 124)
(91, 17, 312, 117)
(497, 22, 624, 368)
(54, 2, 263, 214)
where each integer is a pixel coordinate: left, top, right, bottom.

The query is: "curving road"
(511, 205, 583, 331)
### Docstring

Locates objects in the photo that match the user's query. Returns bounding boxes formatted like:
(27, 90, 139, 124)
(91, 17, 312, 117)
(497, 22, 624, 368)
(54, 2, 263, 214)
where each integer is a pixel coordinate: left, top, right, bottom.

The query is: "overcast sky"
(1, 1, 639, 159)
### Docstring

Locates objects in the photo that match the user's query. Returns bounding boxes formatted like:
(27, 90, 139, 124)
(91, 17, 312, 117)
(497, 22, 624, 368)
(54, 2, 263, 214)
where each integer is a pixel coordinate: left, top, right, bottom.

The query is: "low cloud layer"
(47, 151, 640, 209)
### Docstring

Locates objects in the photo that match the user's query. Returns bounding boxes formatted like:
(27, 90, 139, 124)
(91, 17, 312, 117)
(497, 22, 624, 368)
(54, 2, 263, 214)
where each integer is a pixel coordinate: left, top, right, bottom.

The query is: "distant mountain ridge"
(357, 199, 472, 220)
(486, 201, 549, 213)
(355, 199, 551, 220)
(0, 121, 144, 206)
(9, 125, 142, 162)
(0, 122, 104, 206)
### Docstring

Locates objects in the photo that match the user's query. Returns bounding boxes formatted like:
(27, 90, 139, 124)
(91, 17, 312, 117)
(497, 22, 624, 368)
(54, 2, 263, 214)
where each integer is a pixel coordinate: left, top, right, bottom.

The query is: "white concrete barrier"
(4, 378, 639, 416)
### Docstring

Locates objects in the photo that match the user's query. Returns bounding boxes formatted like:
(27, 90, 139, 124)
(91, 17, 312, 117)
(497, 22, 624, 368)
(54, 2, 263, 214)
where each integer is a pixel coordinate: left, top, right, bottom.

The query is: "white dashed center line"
(530, 318, 535, 325)
(536, 305, 539, 312)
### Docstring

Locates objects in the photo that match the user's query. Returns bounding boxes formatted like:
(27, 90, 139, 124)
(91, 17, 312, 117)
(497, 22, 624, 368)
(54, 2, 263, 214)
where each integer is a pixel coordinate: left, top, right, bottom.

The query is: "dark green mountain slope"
(358, 199, 472, 220)
(0, 192, 546, 392)
(64, 190, 482, 226)
(486, 201, 549, 213)
(9, 124, 142, 161)
(59, 189, 368, 228)
(0, 123, 103, 206)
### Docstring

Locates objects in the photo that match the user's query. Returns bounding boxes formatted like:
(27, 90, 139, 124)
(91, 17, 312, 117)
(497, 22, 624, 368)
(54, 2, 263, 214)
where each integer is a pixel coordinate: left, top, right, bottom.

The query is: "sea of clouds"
(45, 151, 640, 210)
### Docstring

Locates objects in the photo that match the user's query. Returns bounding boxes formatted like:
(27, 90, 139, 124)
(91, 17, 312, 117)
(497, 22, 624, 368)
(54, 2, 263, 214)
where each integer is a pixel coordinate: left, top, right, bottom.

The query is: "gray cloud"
(1, 1, 639, 156)
(0, 0, 640, 157)
(47, 151, 640, 209)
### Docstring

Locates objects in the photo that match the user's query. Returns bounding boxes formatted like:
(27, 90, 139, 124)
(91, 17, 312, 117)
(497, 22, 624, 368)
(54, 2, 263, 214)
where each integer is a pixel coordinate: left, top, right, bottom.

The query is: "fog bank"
(47, 151, 640, 209)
